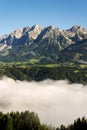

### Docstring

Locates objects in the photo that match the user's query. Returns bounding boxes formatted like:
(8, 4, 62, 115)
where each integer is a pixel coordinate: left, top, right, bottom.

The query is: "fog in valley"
(0, 77, 87, 126)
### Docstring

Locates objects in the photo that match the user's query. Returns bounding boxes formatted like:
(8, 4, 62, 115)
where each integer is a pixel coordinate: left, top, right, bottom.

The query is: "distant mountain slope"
(58, 39, 87, 62)
(0, 25, 87, 63)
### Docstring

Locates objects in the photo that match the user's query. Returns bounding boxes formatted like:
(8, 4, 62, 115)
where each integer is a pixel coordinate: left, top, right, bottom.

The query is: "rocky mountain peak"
(48, 25, 56, 30)
(31, 24, 42, 30)
(0, 34, 8, 40)
(0, 25, 87, 63)
(45, 25, 60, 32)
(70, 25, 87, 33)
(11, 28, 23, 39)
(39, 25, 60, 39)
(23, 26, 31, 33)
(70, 25, 81, 31)
(28, 25, 42, 39)
(63, 25, 87, 41)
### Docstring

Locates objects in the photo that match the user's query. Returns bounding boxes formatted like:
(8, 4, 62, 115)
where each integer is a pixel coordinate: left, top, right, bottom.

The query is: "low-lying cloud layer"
(0, 77, 87, 126)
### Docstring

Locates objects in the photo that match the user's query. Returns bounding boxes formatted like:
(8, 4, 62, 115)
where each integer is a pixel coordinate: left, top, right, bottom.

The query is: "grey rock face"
(0, 25, 87, 62)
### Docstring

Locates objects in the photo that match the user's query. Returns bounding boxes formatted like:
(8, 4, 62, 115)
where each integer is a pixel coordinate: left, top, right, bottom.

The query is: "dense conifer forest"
(0, 64, 87, 84)
(0, 111, 87, 130)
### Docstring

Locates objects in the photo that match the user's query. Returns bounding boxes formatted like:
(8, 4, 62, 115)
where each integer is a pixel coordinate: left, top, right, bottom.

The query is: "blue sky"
(0, 0, 87, 36)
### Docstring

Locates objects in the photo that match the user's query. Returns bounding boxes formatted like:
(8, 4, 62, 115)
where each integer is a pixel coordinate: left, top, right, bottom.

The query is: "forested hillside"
(0, 64, 87, 84)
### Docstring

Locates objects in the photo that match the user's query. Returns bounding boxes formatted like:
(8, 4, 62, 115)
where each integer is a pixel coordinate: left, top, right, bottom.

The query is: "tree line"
(0, 111, 87, 130)
(0, 111, 51, 130)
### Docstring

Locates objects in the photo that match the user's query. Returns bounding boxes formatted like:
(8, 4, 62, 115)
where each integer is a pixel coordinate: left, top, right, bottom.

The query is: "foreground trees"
(0, 111, 87, 130)
(56, 117, 87, 130)
(0, 111, 43, 130)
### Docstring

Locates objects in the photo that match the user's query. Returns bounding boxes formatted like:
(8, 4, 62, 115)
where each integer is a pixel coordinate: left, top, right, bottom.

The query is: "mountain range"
(0, 24, 87, 63)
